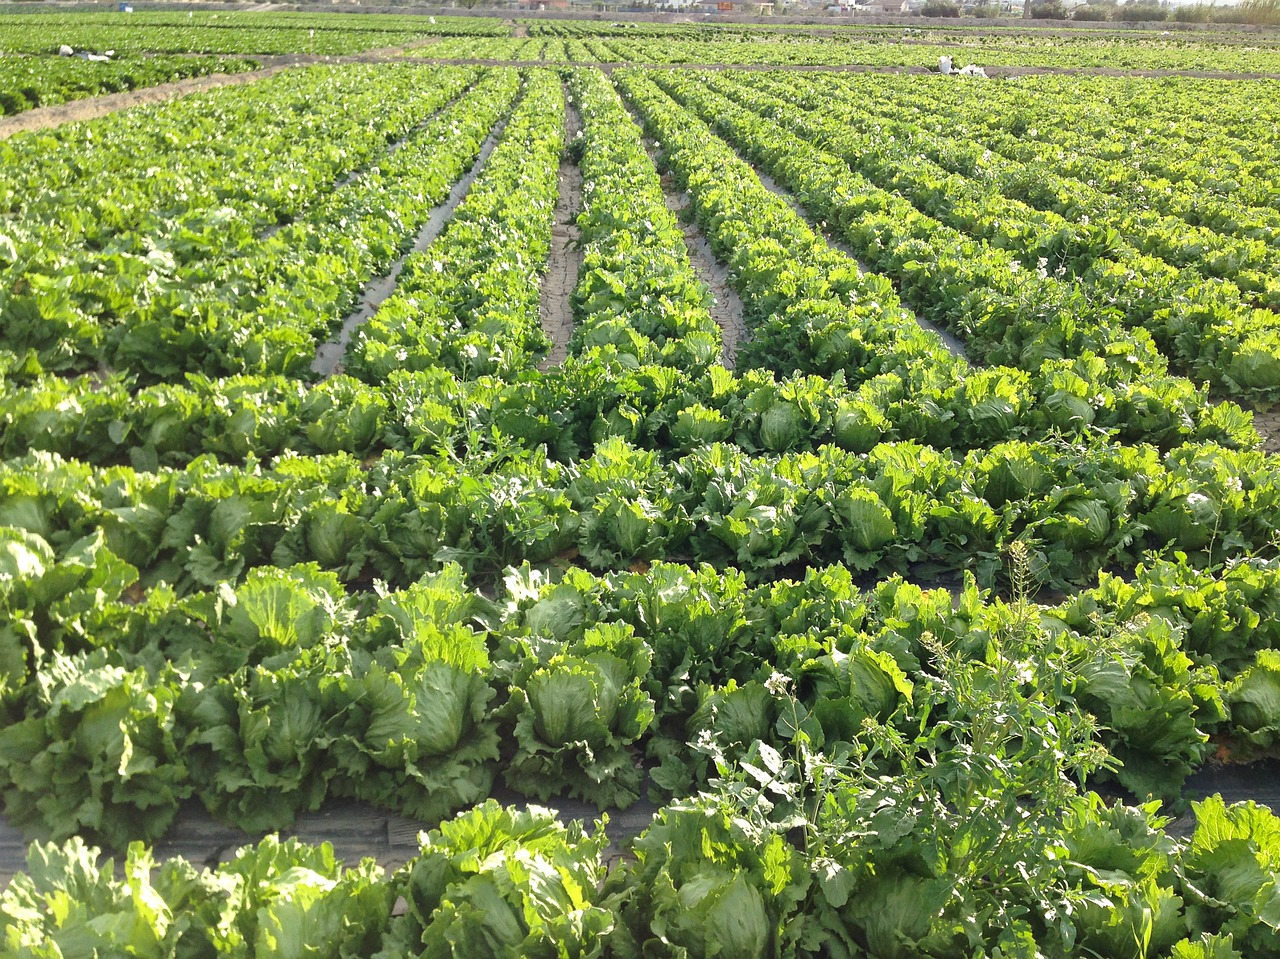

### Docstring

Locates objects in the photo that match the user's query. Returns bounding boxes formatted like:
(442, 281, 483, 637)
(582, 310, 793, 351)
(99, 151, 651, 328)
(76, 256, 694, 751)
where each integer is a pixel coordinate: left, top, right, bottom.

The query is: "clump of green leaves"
(378, 800, 614, 959)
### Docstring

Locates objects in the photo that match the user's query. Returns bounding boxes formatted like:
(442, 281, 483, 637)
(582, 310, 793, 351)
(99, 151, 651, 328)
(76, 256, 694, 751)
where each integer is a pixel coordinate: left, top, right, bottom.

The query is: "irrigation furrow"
(537, 91, 583, 371)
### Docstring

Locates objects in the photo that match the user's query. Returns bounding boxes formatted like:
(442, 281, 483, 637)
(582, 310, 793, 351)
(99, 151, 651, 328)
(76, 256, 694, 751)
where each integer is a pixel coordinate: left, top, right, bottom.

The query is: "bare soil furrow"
(537, 91, 583, 372)
(1249, 405, 1280, 454)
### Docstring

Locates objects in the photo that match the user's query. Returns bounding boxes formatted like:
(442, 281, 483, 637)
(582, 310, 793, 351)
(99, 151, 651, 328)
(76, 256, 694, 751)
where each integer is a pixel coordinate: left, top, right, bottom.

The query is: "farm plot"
(0, 54, 258, 118)
(0, 10, 496, 56)
(517, 32, 1280, 72)
(2, 54, 1280, 958)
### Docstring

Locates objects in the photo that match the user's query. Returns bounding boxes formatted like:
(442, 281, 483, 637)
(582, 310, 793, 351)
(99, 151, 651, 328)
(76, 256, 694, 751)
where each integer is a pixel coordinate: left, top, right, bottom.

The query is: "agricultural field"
(1, 10, 1280, 957)
(0, 54, 259, 116)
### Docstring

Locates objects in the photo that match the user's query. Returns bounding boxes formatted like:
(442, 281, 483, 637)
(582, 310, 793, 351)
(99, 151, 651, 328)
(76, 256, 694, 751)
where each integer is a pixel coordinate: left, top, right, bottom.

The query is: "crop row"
(943, 74, 1280, 210)
(0, 53, 257, 116)
(420, 37, 535, 60)
(5, 521, 1280, 836)
(576, 35, 1280, 72)
(8, 70, 1261, 471)
(7, 791, 1279, 959)
(2, 58, 1280, 954)
(822, 74, 1280, 257)
(2, 10, 508, 35)
(758, 72, 1280, 311)
(346, 69, 562, 383)
(720, 71, 1280, 399)
(565, 68, 722, 370)
(3, 66, 522, 383)
(609, 72, 962, 385)
(631, 69, 1280, 402)
(0, 347, 1254, 475)
(1, 64, 480, 368)
(0, 12, 448, 55)
(1, 64, 467, 238)
(1, 64, 471, 261)
(4, 424, 1278, 597)
(614, 70, 1268, 448)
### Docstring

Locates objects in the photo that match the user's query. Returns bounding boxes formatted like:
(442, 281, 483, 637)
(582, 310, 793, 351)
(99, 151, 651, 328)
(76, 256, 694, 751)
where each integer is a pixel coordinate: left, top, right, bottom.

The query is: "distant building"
(695, 0, 777, 11)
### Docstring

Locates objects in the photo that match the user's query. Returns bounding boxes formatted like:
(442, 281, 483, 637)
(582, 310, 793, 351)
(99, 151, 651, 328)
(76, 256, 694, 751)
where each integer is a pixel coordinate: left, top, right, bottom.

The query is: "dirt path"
(311, 115, 509, 377)
(1251, 406, 1280, 454)
(537, 90, 582, 371)
(0, 65, 290, 140)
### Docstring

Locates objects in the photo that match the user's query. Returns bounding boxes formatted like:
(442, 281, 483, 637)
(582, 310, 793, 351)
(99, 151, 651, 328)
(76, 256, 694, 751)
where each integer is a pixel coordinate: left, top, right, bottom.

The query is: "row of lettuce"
(1, 63, 509, 382)
(2, 68, 1267, 478)
(345, 69, 563, 382)
(5, 66, 1276, 423)
(5, 427, 1280, 591)
(0, 54, 257, 117)
(620, 69, 1280, 403)
(5, 536, 1280, 956)
(1, 59, 1279, 957)
(2, 68, 1277, 703)
(4, 516, 1280, 838)
(0, 10, 505, 56)
(745, 73, 1280, 381)
(825, 74, 1280, 267)
(500, 33, 1280, 72)
(5, 792, 1279, 959)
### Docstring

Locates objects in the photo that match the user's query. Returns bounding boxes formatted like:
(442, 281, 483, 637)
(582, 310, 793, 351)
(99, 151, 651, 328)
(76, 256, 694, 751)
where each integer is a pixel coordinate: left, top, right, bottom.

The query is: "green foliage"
(1177, 796, 1280, 956)
(378, 801, 614, 959)
(0, 651, 189, 848)
(608, 799, 808, 959)
(1226, 650, 1280, 750)
(499, 621, 655, 809)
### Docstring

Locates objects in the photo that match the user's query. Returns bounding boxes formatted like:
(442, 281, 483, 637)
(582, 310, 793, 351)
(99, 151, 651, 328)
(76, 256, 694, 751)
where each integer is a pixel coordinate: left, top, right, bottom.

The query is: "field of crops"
(2, 10, 1280, 957)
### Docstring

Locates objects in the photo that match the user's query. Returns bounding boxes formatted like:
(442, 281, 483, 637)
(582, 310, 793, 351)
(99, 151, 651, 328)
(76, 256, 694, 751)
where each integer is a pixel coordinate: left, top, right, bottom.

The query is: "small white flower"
(764, 671, 793, 697)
